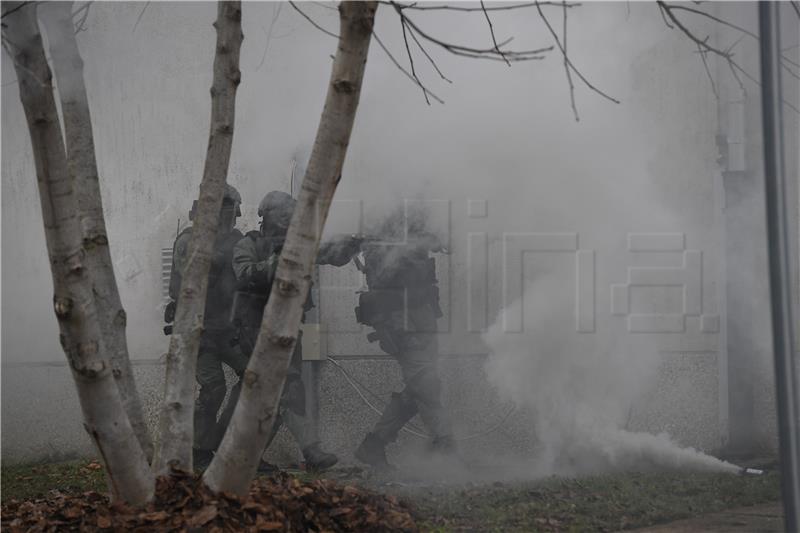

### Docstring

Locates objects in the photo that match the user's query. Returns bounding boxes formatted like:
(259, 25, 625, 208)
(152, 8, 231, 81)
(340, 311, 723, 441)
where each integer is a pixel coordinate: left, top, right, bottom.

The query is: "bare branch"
(658, 3, 674, 29)
(562, 0, 578, 120)
(790, 1, 800, 19)
(311, 1, 338, 11)
(1, 1, 32, 20)
(394, 3, 551, 62)
(696, 43, 718, 100)
(289, 0, 339, 39)
(535, 1, 620, 104)
(382, 1, 580, 12)
(255, 3, 283, 71)
(406, 22, 452, 83)
(657, 1, 799, 113)
(73, 1, 90, 33)
(662, 4, 800, 79)
(372, 30, 445, 104)
(131, 1, 149, 33)
(400, 16, 430, 105)
(480, 0, 510, 66)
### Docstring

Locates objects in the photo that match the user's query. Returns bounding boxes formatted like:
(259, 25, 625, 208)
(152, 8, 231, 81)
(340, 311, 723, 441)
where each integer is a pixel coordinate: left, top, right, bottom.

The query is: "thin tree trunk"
(38, 1, 154, 462)
(205, 1, 378, 495)
(153, 0, 243, 474)
(2, 2, 154, 505)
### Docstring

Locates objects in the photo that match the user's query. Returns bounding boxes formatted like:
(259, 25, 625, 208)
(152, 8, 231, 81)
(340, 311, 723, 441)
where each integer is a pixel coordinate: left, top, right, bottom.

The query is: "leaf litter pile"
(2, 469, 417, 532)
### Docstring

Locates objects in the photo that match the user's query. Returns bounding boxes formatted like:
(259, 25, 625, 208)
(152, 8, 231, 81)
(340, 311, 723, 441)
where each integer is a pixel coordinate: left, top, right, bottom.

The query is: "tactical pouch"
(230, 291, 268, 328)
(367, 329, 399, 355)
(399, 256, 437, 287)
(355, 290, 402, 327)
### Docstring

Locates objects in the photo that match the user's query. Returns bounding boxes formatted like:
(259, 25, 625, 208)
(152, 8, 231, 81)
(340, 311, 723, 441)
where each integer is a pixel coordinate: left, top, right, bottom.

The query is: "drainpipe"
(758, 2, 800, 529)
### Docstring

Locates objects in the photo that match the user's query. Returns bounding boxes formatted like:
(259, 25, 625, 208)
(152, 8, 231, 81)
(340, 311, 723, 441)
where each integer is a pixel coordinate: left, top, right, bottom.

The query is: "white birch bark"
(2, 2, 154, 505)
(153, 0, 243, 475)
(204, 0, 378, 495)
(38, 1, 154, 462)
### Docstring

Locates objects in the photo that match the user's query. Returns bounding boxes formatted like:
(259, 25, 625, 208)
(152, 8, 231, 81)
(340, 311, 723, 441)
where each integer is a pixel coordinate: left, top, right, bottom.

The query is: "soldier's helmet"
(223, 184, 243, 217)
(258, 190, 296, 230)
(189, 184, 242, 220)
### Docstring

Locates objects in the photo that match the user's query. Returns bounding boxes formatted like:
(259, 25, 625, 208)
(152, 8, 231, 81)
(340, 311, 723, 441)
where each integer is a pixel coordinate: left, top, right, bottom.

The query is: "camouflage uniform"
(354, 223, 454, 469)
(224, 191, 360, 469)
(165, 185, 245, 465)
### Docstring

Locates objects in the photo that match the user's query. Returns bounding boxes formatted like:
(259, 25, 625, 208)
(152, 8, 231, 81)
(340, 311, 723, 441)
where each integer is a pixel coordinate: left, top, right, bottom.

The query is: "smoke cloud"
(483, 275, 739, 476)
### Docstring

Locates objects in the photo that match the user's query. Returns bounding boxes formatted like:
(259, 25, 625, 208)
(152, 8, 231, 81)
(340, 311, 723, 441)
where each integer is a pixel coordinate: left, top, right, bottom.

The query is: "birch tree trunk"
(38, 1, 154, 462)
(2, 2, 154, 505)
(204, 0, 378, 495)
(153, 0, 243, 474)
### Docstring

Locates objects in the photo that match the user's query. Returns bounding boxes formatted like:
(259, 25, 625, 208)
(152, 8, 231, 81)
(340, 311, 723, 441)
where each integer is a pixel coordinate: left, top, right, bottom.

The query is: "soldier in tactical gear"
(227, 190, 361, 471)
(165, 184, 248, 471)
(353, 206, 455, 471)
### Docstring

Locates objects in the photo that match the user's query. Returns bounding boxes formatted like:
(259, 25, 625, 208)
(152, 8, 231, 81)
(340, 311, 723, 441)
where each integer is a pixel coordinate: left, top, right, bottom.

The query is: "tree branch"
(657, 1, 799, 113)
(382, 1, 580, 12)
(1, 1, 32, 19)
(131, 1, 149, 33)
(480, 0, 510, 66)
(373, 30, 445, 104)
(400, 15, 429, 104)
(406, 21, 452, 83)
(289, 0, 338, 39)
(536, 1, 620, 104)
(394, 3, 551, 62)
(255, 2, 282, 71)
(696, 43, 718, 100)
(562, 0, 578, 120)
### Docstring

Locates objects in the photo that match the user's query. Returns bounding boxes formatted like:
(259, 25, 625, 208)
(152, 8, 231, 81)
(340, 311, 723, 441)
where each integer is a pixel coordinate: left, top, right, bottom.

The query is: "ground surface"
(1, 459, 783, 532)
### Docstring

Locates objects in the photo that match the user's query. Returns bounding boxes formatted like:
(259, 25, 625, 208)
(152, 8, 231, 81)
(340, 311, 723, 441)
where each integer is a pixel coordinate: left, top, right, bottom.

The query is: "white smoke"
(483, 274, 740, 476)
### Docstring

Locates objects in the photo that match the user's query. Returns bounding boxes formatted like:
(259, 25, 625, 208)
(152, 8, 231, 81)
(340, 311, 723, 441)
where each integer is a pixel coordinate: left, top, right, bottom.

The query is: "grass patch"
(2, 459, 106, 503)
(1, 461, 781, 531)
(401, 471, 781, 532)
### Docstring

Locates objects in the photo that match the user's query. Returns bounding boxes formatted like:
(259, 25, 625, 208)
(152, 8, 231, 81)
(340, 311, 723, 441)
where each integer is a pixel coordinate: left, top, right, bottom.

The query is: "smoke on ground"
(483, 275, 739, 477)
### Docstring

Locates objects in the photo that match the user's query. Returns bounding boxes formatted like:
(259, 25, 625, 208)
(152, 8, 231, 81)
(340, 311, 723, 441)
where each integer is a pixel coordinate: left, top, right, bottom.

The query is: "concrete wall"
(2, 2, 790, 464)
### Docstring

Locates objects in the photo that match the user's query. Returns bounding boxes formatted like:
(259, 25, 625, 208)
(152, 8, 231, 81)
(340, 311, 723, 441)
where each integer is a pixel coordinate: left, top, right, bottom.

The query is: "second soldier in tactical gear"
(227, 190, 361, 471)
(354, 206, 455, 471)
(165, 184, 248, 471)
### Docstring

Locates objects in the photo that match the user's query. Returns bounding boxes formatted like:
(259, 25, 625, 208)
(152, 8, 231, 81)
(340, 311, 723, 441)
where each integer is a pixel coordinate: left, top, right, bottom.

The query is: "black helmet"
(189, 183, 242, 220)
(223, 184, 242, 217)
(258, 190, 295, 218)
(258, 191, 296, 235)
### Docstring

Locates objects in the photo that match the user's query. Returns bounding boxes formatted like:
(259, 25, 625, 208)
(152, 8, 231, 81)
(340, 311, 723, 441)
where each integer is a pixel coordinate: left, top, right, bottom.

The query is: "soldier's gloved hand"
(164, 300, 176, 324)
(250, 260, 273, 286)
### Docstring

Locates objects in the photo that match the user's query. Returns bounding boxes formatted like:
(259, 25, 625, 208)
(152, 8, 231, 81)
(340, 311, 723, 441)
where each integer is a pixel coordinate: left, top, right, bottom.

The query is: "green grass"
(401, 471, 781, 532)
(2, 459, 107, 503)
(1, 461, 781, 532)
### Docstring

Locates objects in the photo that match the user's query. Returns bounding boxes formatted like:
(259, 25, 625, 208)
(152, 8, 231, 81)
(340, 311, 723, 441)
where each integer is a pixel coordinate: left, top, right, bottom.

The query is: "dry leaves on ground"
(1, 469, 417, 532)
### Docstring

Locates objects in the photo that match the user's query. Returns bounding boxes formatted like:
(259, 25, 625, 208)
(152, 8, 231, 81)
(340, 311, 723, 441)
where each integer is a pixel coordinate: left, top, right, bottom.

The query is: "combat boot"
(355, 432, 393, 471)
(302, 442, 339, 471)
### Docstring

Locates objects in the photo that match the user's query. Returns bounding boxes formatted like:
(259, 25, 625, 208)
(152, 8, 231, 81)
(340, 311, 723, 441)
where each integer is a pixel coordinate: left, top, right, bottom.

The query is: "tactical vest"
(232, 231, 314, 331)
(169, 226, 243, 327)
(355, 242, 441, 327)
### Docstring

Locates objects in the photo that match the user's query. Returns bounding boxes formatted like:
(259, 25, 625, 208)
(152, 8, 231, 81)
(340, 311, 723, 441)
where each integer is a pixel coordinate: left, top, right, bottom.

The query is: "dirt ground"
(1, 459, 783, 532)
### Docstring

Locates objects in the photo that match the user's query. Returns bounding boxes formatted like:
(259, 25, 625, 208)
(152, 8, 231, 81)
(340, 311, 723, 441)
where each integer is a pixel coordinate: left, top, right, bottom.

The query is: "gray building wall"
(2, 2, 793, 465)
